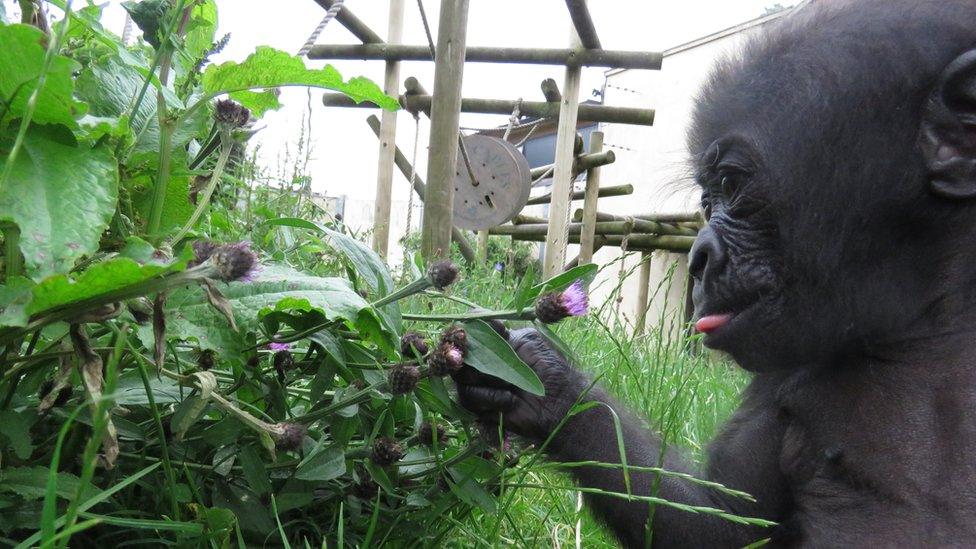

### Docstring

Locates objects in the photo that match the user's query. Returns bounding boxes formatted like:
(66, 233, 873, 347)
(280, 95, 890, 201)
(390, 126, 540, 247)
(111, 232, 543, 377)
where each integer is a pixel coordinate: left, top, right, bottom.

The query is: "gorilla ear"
(922, 49, 976, 199)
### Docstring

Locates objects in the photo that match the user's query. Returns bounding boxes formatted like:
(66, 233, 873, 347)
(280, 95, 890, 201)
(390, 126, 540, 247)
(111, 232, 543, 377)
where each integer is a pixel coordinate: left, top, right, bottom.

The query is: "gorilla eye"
(720, 174, 740, 197)
(700, 195, 713, 220)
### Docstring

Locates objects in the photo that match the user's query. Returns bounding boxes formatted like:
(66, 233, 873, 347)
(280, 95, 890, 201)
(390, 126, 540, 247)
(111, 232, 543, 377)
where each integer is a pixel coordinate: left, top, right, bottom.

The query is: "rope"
(298, 0, 345, 57)
(416, 0, 436, 58)
(459, 116, 548, 135)
(502, 98, 523, 142)
(404, 113, 421, 241)
(121, 12, 133, 45)
(514, 123, 540, 148)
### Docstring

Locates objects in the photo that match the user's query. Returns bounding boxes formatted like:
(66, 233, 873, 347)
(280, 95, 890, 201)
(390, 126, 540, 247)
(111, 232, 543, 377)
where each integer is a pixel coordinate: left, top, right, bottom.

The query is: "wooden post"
(578, 130, 603, 264)
(477, 230, 489, 263)
(543, 13, 585, 278)
(635, 251, 652, 336)
(371, 0, 405, 257)
(421, 0, 469, 260)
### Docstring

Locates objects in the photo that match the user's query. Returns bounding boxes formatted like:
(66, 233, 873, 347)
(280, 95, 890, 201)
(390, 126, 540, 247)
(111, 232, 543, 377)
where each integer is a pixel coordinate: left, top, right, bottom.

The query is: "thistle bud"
(273, 348, 294, 382)
(350, 379, 367, 391)
(271, 422, 307, 452)
(371, 437, 405, 466)
(427, 259, 459, 290)
(419, 422, 448, 447)
(440, 325, 468, 356)
(214, 98, 251, 129)
(210, 241, 259, 282)
(400, 331, 429, 358)
(196, 349, 216, 371)
(352, 477, 378, 500)
(428, 342, 464, 376)
(387, 364, 421, 395)
(188, 240, 218, 268)
(534, 279, 589, 324)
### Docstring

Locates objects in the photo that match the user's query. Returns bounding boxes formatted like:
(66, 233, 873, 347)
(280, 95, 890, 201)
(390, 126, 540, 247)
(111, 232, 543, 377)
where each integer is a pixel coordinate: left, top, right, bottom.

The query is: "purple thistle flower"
(535, 279, 589, 324)
(428, 342, 464, 376)
(268, 342, 291, 352)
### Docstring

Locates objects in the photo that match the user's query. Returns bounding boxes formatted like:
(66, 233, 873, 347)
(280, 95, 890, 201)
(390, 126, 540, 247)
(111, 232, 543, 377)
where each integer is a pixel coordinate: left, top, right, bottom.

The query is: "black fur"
(456, 1, 976, 547)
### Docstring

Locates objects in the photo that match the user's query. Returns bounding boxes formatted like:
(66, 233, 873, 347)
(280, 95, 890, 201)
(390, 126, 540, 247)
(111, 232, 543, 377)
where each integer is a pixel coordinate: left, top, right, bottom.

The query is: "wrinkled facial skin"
(688, 137, 792, 372)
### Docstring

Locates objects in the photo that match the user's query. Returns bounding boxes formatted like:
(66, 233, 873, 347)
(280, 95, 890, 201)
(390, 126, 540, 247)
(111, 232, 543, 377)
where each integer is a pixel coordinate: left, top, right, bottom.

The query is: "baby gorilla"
(455, 0, 976, 546)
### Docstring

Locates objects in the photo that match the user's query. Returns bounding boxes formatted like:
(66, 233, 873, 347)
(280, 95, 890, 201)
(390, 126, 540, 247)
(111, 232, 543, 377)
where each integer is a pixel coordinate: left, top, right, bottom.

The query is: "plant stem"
(168, 131, 234, 245)
(370, 277, 433, 309)
(296, 381, 389, 424)
(401, 308, 536, 322)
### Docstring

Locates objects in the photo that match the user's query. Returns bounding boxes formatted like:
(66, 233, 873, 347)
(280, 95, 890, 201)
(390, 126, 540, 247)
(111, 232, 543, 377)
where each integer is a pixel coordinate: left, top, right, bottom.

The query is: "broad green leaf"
(0, 24, 86, 127)
(75, 53, 210, 164)
(127, 172, 194, 234)
(526, 263, 598, 302)
(238, 445, 272, 495)
(0, 124, 118, 280)
(463, 320, 544, 396)
(294, 444, 345, 481)
(21, 254, 186, 324)
(264, 217, 401, 333)
(0, 467, 97, 501)
(114, 367, 184, 405)
(162, 266, 395, 357)
(0, 276, 35, 327)
(446, 467, 496, 513)
(121, 0, 169, 48)
(180, 1, 218, 70)
(202, 46, 399, 113)
(0, 410, 35, 459)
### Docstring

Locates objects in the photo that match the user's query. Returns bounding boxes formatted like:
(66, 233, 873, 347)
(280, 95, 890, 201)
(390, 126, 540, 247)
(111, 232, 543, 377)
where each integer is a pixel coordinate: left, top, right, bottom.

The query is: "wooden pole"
(564, 0, 601, 50)
(421, 0, 470, 260)
(541, 78, 562, 102)
(312, 0, 384, 44)
(366, 115, 476, 263)
(634, 251, 652, 336)
(526, 150, 615, 179)
(564, 236, 606, 271)
(526, 184, 632, 206)
(578, 130, 603, 265)
(307, 44, 663, 70)
(543, 14, 586, 278)
(505, 233, 695, 253)
(321, 93, 655, 126)
(477, 230, 489, 263)
(572, 209, 699, 236)
(371, 0, 405, 257)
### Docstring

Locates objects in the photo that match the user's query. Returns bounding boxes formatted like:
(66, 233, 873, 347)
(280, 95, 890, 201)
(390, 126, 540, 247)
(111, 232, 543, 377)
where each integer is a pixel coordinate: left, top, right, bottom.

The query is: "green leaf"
(294, 444, 345, 481)
(202, 46, 399, 112)
(238, 445, 272, 495)
(121, 0, 170, 48)
(0, 24, 86, 127)
(0, 467, 96, 501)
(264, 217, 401, 333)
(446, 467, 496, 513)
(0, 410, 35, 459)
(0, 276, 35, 327)
(0, 124, 118, 280)
(463, 320, 544, 396)
(127, 172, 194, 234)
(526, 263, 598, 303)
(22, 254, 186, 323)
(162, 266, 394, 357)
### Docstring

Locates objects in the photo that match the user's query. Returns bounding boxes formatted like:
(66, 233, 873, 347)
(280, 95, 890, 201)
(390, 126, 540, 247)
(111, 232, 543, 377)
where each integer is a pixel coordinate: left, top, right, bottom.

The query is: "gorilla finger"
(486, 319, 510, 340)
(457, 385, 517, 413)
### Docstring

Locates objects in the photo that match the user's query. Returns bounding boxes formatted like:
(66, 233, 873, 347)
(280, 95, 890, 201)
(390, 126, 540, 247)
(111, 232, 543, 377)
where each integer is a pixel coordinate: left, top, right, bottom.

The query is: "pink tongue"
(695, 314, 733, 334)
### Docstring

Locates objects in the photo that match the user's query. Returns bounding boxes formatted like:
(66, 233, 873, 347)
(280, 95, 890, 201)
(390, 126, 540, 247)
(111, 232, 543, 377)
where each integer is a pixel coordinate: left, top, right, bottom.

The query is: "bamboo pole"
(526, 184, 632, 206)
(307, 44, 663, 70)
(636, 212, 704, 223)
(572, 209, 699, 236)
(527, 150, 615, 179)
(421, 0, 470, 260)
(490, 221, 648, 236)
(311, 0, 383, 44)
(579, 131, 603, 264)
(507, 233, 694, 253)
(564, 0, 601, 50)
(634, 252, 652, 336)
(477, 230, 489, 263)
(321, 93, 655, 126)
(513, 214, 547, 225)
(371, 0, 405, 257)
(366, 115, 476, 263)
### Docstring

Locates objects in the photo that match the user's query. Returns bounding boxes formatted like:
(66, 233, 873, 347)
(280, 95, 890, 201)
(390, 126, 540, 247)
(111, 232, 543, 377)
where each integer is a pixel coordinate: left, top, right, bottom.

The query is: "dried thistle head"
(371, 437, 405, 466)
(387, 364, 421, 395)
(400, 331, 429, 359)
(419, 422, 448, 447)
(271, 422, 307, 452)
(440, 325, 468, 356)
(210, 241, 259, 282)
(428, 342, 464, 376)
(427, 259, 459, 290)
(214, 98, 251, 129)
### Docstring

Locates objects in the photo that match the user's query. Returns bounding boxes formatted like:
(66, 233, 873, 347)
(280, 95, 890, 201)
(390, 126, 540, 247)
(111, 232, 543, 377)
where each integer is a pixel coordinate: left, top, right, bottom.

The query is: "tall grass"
(405, 251, 748, 547)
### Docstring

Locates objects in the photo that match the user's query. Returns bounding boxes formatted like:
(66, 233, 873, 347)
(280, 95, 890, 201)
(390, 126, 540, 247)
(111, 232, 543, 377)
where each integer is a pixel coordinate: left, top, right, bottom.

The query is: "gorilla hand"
(453, 327, 589, 442)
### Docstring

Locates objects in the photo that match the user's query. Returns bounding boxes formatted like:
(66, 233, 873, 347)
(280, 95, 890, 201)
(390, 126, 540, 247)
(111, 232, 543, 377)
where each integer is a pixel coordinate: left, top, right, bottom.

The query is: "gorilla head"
(687, 0, 976, 372)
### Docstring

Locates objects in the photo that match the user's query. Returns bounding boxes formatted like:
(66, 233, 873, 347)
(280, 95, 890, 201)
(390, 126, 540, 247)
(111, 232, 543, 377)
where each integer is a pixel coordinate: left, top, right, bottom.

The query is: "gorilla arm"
(455, 328, 790, 548)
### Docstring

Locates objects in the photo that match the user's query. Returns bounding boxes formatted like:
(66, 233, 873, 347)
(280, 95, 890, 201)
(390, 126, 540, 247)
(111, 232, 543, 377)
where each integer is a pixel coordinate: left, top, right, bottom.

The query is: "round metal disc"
(452, 135, 532, 230)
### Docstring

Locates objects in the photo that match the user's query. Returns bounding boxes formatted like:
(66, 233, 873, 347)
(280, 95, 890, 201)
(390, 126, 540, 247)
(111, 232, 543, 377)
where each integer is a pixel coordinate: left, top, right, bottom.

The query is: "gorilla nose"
(689, 226, 727, 281)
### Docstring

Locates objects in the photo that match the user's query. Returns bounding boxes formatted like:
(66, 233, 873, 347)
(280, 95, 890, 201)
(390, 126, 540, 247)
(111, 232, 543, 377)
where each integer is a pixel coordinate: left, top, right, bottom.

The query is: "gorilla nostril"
(689, 227, 727, 282)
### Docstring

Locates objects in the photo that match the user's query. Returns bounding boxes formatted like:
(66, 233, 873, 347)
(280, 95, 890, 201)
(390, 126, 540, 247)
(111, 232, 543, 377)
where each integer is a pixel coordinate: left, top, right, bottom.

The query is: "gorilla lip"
(695, 314, 733, 334)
